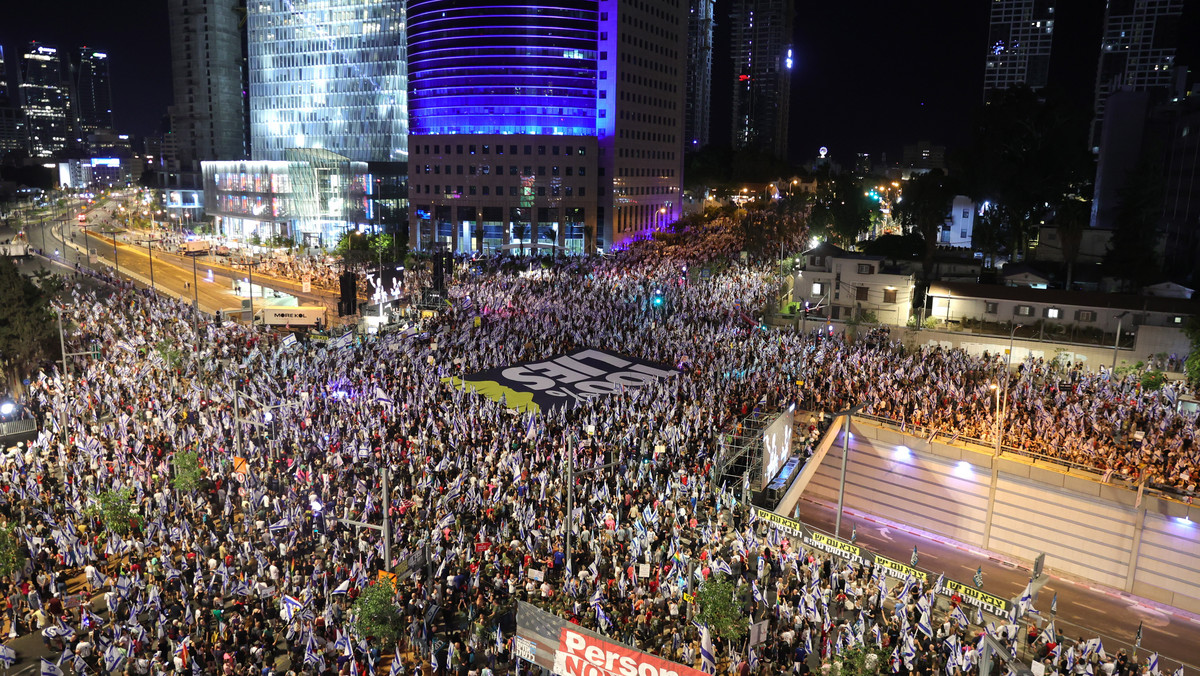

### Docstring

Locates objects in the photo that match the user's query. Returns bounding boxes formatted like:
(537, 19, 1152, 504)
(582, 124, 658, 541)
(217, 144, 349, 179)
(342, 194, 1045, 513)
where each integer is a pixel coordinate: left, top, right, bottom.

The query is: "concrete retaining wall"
(801, 419, 1200, 614)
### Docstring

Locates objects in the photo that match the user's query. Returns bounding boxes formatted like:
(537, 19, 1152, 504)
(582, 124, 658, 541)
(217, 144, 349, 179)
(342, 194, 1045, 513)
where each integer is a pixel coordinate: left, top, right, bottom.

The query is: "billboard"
(515, 602, 706, 676)
(760, 410, 794, 489)
(750, 507, 1013, 616)
(445, 349, 678, 413)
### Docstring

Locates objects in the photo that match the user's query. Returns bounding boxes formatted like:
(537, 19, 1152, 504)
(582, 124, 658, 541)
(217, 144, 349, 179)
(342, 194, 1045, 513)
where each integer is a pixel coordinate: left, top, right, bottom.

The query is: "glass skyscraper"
(75, 48, 114, 133)
(19, 42, 71, 158)
(248, 0, 408, 164)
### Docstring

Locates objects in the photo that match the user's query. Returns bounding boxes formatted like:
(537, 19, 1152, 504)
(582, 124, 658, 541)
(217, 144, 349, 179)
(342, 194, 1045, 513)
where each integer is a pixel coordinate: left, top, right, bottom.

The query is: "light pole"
(563, 433, 619, 578)
(999, 324, 1022, 455)
(834, 402, 868, 538)
(136, 237, 157, 293)
(1112, 311, 1130, 371)
(990, 383, 1001, 455)
(237, 260, 264, 321)
(185, 250, 208, 338)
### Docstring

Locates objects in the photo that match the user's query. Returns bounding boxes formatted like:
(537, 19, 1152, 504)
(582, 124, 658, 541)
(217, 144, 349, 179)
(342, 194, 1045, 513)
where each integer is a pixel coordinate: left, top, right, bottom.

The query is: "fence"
(0, 418, 37, 439)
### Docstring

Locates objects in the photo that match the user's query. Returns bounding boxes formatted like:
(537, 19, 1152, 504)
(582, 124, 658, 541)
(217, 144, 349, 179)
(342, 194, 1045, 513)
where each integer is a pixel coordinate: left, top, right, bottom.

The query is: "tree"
(1183, 317, 1200, 391)
(89, 488, 140, 535)
(1103, 156, 1163, 292)
(0, 258, 57, 397)
(0, 522, 23, 578)
(897, 170, 956, 281)
(351, 578, 405, 646)
(696, 577, 746, 643)
(1055, 195, 1090, 290)
(172, 449, 205, 493)
(955, 86, 1094, 259)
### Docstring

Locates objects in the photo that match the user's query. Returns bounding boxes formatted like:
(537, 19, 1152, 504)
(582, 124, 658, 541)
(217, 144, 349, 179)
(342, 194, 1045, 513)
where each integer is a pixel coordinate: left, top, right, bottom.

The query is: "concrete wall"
(801, 419, 1200, 614)
(903, 328, 1185, 373)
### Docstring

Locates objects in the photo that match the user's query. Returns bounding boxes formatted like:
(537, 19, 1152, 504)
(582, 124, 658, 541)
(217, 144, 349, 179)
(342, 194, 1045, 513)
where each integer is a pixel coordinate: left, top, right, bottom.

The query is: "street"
(796, 496, 1200, 670)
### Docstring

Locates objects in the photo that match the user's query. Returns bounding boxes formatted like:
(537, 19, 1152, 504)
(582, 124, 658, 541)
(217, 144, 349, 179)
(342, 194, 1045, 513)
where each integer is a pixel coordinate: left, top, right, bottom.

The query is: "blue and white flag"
(331, 580, 351, 595)
(1148, 653, 1159, 675)
(0, 645, 15, 668)
(40, 659, 64, 676)
(699, 623, 716, 674)
(280, 595, 303, 622)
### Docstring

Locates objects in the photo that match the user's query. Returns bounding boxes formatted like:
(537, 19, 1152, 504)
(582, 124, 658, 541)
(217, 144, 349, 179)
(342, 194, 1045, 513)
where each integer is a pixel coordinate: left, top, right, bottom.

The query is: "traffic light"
(651, 291, 664, 308)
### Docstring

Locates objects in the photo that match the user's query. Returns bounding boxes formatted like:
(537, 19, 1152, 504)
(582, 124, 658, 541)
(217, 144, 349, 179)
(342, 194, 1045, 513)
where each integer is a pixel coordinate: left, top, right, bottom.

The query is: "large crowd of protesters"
(0, 215, 1189, 676)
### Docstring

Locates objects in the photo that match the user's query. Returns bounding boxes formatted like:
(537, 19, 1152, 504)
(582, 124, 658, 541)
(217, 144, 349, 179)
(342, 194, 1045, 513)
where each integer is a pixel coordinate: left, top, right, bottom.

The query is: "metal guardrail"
(0, 418, 37, 438)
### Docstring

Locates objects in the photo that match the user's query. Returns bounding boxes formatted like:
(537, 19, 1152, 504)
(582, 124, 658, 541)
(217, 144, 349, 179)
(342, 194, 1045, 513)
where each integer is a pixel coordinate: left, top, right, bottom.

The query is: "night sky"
(0, 0, 1171, 165)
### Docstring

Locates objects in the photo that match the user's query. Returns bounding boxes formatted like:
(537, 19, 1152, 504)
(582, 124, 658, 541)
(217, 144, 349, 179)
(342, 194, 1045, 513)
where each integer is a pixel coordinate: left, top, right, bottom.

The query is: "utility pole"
(339, 468, 394, 566)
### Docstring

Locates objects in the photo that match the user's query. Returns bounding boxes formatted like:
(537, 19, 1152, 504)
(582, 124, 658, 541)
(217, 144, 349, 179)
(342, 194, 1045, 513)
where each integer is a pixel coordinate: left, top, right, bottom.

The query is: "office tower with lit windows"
(729, 0, 792, 158)
(248, 0, 407, 164)
(18, 42, 71, 158)
(0, 47, 26, 155)
(74, 48, 114, 133)
(167, 0, 248, 167)
(1090, 0, 1185, 151)
(983, 0, 1056, 103)
(686, 0, 715, 150)
(406, 0, 687, 254)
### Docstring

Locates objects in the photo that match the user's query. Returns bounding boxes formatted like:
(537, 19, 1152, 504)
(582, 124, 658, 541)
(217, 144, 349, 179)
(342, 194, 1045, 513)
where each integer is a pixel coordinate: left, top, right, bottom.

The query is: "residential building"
(18, 42, 71, 158)
(729, 0, 792, 158)
(983, 0, 1056, 103)
(202, 149, 368, 248)
(74, 48, 113, 134)
(940, 195, 976, 248)
(926, 281, 1198, 336)
(166, 0, 248, 171)
(685, 0, 715, 150)
(406, 0, 687, 254)
(796, 243, 916, 326)
(1090, 0, 1185, 151)
(248, 0, 408, 237)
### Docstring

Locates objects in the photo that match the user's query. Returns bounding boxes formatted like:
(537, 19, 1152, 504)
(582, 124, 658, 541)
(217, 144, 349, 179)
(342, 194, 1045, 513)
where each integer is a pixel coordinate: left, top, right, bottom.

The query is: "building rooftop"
(928, 281, 1200, 315)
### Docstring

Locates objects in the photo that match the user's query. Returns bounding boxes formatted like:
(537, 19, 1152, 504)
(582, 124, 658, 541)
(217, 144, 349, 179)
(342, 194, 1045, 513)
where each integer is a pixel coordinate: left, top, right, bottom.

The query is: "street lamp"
(990, 383, 1001, 455)
(136, 237, 157, 293)
(1112, 311, 1131, 371)
(834, 402, 868, 538)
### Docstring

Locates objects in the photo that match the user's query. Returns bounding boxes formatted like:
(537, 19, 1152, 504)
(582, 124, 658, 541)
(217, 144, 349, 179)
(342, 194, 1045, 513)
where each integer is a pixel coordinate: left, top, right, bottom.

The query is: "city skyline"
(2, 1, 1199, 165)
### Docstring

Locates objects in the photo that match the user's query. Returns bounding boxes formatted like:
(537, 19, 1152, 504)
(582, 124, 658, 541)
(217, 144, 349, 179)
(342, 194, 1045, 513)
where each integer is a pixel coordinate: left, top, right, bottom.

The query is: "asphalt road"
(44, 197, 343, 322)
(796, 497, 1200, 671)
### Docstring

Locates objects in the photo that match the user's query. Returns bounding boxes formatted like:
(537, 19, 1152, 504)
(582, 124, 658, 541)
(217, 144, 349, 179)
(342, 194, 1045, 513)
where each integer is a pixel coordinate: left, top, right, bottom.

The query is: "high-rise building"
(74, 48, 114, 133)
(729, 0, 793, 158)
(1090, 0, 1185, 151)
(18, 42, 71, 158)
(406, 0, 687, 254)
(167, 0, 248, 168)
(0, 46, 27, 156)
(685, 0, 715, 151)
(248, 0, 407, 164)
(247, 0, 408, 239)
(983, 0, 1056, 103)
(0, 46, 10, 104)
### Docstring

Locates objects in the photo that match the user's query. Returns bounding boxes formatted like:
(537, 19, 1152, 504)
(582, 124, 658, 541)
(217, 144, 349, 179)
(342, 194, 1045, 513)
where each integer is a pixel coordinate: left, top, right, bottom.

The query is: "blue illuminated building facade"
(407, 0, 687, 253)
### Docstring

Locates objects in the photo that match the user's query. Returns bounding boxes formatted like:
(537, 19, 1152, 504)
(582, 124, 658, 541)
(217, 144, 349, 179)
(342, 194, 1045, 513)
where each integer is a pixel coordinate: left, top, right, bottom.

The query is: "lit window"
(812, 282, 824, 296)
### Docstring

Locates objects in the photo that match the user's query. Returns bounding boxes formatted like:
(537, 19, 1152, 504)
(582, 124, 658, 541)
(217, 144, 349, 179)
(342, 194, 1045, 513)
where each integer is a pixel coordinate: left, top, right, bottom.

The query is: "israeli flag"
(331, 580, 351, 595)
(0, 645, 15, 668)
(103, 646, 124, 674)
(280, 595, 303, 622)
(1148, 653, 1159, 675)
(699, 623, 716, 674)
(40, 659, 64, 676)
